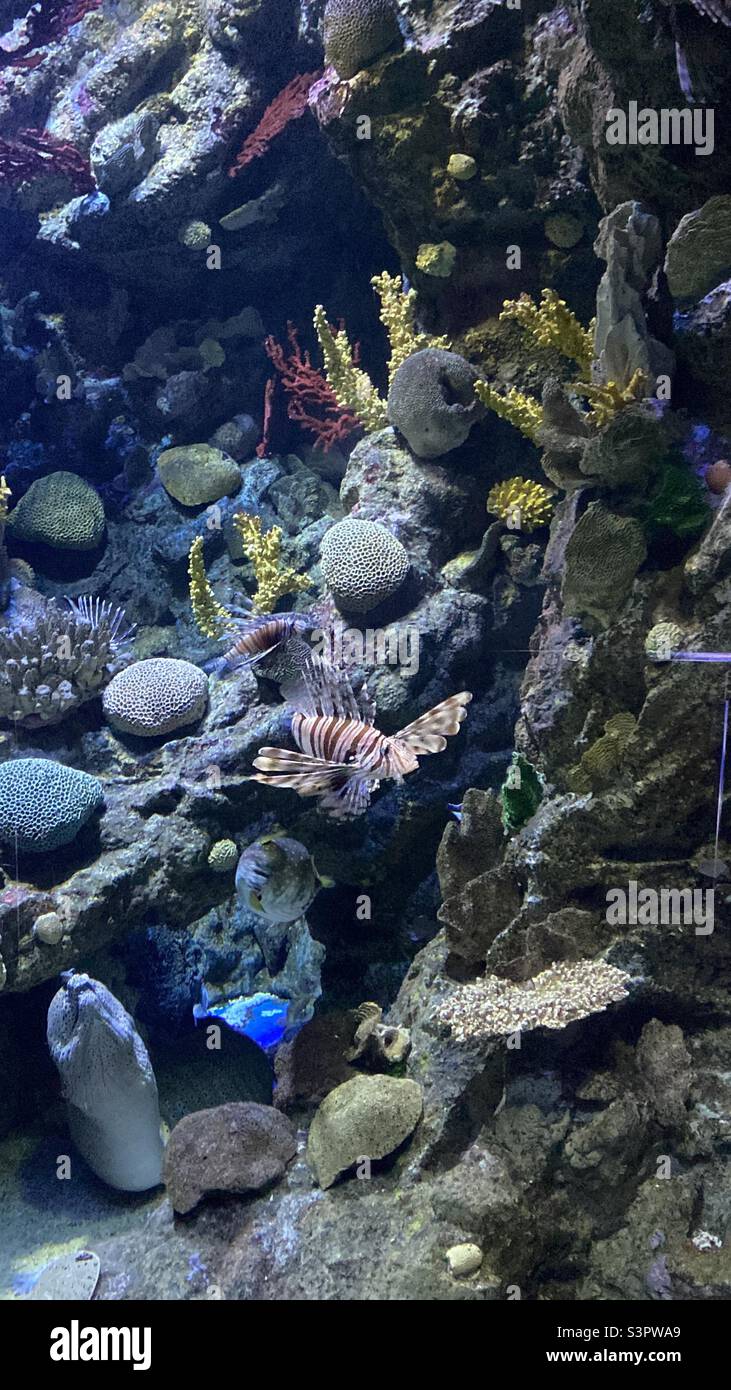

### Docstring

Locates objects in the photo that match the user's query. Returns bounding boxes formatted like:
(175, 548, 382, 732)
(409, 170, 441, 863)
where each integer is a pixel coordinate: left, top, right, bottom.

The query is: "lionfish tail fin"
(395, 691, 473, 756)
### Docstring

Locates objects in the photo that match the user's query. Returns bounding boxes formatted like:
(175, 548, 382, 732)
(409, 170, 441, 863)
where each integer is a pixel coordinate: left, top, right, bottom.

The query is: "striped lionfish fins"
(394, 691, 473, 756)
(249, 747, 376, 817)
(299, 653, 374, 724)
(222, 614, 305, 672)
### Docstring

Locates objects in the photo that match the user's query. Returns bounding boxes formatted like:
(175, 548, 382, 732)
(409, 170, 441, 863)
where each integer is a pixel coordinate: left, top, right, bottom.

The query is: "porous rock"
(164, 1102, 297, 1213)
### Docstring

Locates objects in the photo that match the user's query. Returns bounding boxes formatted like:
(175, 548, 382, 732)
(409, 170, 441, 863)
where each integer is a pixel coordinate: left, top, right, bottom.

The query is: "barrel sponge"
(0, 759, 104, 852)
(102, 658, 209, 737)
(323, 0, 400, 79)
(7, 472, 105, 551)
(387, 348, 486, 459)
(320, 517, 409, 613)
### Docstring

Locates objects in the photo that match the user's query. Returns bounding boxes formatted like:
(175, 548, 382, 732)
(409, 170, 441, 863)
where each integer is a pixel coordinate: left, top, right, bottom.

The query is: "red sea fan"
(0, 0, 102, 69)
(228, 70, 322, 176)
(0, 128, 95, 193)
(260, 323, 360, 454)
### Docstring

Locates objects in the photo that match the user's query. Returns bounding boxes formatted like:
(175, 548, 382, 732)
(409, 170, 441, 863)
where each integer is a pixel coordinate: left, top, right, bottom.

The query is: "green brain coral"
(7, 472, 105, 551)
(0, 758, 104, 852)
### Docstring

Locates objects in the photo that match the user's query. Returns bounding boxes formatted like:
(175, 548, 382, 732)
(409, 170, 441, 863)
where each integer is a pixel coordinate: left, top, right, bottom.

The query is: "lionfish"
(220, 605, 313, 672)
(250, 657, 472, 818)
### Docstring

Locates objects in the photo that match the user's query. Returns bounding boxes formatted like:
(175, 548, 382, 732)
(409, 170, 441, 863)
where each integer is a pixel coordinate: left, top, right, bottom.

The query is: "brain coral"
(103, 658, 208, 737)
(0, 759, 104, 853)
(7, 472, 105, 551)
(323, 0, 400, 79)
(387, 348, 486, 458)
(157, 445, 241, 507)
(320, 517, 409, 612)
(561, 503, 647, 627)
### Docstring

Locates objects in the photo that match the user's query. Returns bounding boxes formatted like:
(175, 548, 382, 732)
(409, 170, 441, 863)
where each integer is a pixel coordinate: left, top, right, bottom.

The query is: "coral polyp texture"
(0, 758, 104, 853)
(437, 960, 631, 1042)
(102, 658, 209, 738)
(319, 517, 409, 613)
(323, 0, 400, 79)
(7, 472, 105, 551)
(0, 597, 133, 727)
(644, 621, 685, 661)
(487, 478, 554, 533)
(208, 839, 238, 872)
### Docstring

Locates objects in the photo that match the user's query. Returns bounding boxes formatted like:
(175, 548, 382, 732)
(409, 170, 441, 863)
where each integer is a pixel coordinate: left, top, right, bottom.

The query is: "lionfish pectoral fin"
(396, 691, 473, 755)
(250, 747, 358, 798)
(317, 775, 375, 819)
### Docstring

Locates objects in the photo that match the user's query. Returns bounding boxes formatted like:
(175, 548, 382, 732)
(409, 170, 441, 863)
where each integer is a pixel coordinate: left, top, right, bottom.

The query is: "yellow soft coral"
(188, 536, 237, 640)
(371, 271, 450, 383)
(232, 512, 310, 613)
(475, 380, 544, 443)
(500, 289, 595, 378)
(0, 477, 11, 524)
(313, 305, 388, 432)
(575, 370, 651, 429)
(487, 477, 554, 532)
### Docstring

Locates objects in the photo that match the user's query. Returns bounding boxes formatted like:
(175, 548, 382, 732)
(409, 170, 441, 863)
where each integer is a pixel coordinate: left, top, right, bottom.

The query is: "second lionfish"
(250, 658, 472, 818)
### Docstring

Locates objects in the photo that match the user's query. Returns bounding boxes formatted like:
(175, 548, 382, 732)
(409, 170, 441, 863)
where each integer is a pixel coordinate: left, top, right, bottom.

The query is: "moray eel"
(47, 970, 164, 1192)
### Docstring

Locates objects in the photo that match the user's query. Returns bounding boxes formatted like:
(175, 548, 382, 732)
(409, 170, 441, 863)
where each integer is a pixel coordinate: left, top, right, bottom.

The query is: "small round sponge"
(157, 445, 241, 507)
(387, 348, 485, 458)
(320, 517, 409, 613)
(103, 658, 209, 737)
(323, 0, 400, 79)
(7, 472, 105, 551)
(0, 758, 104, 853)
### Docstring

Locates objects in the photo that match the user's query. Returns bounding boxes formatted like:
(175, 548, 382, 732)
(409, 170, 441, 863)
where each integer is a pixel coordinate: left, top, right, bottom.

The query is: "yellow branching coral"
(487, 477, 554, 533)
(575, 370, 651, 429)
(188, 536, 238, 640)
(232, 512, 310, 613)
(313, 305, 388, 432)
(371, 270, 450, 383)
(475, 380, 543, 443)
(500, 289, 595, 378)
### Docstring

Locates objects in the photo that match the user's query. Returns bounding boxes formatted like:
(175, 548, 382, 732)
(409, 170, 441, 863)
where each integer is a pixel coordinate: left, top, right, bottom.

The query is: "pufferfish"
(235, 829, 334, 923)
(250, 656, 472, 818)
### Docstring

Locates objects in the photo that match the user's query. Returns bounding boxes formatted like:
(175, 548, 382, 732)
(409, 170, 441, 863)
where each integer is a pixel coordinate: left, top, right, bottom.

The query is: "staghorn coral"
(313, 305, 388, 432)
(0, 597, 134, 728)
(437, 959, 631, 1042)
(500, 290, 595, 379)
(320, 517, 409, 613)
(102, 658, 208, 738)
(474, 380, 543, 443)
(233, 513, 311, 613)
(487, 478, 554, 533)
(575, 370, 651, 430)
(188, 536, 238, 641)
(0, 758, 104, 853)
(7, 472, 105, 551)
(371, 271, 450, 384)
(322, 0, 400, 80)
(387, 348, 485, 459)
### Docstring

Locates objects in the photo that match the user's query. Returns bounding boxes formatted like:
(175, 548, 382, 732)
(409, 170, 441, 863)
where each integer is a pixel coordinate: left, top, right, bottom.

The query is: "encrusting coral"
(487, 478, 554, 533)
(232, 513, 311, 613)
(644, 622, 684, 661)
(437, 959, 631, 1041)
(208, 839, 238, 872)
(567, 713, 637, 792)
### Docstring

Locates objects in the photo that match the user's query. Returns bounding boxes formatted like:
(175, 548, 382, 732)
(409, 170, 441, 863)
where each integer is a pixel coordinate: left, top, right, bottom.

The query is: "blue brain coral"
(0, 758, 104, 852)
